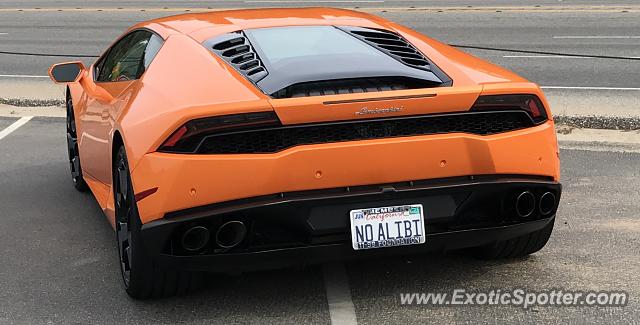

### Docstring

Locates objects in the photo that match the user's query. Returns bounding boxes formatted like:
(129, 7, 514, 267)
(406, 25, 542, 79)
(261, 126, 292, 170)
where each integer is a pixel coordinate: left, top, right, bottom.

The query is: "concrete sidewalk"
(1, 80, 638, 118)
(1, 80, 639, 150)
(0, 79, 64, 102)
(2, 103, 639, 153)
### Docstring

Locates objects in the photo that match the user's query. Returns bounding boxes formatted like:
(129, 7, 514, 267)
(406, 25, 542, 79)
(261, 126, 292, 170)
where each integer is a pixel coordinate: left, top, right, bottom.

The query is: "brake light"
(162, 126, 187, 148)
(159, 111, 281, 153)
(471, 94, 547, 123)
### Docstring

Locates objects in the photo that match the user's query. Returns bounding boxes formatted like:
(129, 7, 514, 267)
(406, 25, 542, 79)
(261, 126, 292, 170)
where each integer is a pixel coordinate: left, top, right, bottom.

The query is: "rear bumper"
(153, 218, 555, 273)
(131, 121, 560, 224)
(140, 175, 561, 273)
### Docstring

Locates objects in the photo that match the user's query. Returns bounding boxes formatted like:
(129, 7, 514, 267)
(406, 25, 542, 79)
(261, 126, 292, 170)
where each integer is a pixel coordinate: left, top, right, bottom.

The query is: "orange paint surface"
(51, 8, 560, 227)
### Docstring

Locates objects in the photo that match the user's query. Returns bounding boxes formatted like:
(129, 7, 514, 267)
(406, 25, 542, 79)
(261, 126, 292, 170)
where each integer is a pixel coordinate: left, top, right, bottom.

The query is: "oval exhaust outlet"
(539, 192, 556, 215)
(215, 221, 247, 249)
(516, 191, 536, 218)
(181, 226, 210, 252)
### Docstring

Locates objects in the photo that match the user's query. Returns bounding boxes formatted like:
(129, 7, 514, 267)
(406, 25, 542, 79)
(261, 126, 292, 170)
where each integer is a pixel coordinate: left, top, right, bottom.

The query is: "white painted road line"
(0, 116, 33, 141)
(553, 36, 640, 39)
(541, 86, 640, 91)
(0, 74, 49, 78)
(0, 33, 8, 35)
(323, 263, 358, 325)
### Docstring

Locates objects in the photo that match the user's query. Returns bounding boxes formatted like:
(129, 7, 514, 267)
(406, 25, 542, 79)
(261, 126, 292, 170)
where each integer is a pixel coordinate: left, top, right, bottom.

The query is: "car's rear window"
(245, 25, 388, 64)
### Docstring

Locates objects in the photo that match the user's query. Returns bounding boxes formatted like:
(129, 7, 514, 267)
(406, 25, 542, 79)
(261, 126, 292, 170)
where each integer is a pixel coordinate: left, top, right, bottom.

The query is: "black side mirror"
(49, 61, 86, 83)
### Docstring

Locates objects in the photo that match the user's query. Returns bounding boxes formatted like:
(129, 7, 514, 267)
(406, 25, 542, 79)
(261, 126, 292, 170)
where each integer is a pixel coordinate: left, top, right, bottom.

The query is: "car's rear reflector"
(135, 187, 158, 202)
(471, 94, 547, 123)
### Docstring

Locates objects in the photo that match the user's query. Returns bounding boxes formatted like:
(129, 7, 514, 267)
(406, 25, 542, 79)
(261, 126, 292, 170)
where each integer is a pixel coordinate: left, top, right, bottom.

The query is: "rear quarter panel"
(116, 33, 272, 173)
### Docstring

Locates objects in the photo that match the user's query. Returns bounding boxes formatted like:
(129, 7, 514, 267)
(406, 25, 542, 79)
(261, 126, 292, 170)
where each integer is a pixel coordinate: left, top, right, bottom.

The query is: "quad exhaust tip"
(516, 191, 536, 218)
(215, 221, 247, 249)
(181, 226, 210, 252)
(539, 191, 556, 215)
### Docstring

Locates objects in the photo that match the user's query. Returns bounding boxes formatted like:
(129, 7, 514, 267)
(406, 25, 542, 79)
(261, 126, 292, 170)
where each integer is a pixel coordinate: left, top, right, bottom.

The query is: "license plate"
(350, 204, 425, 250)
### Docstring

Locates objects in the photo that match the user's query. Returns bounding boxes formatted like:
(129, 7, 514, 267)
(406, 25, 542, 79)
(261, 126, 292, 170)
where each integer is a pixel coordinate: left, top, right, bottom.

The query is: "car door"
(80, 30, 161, 184)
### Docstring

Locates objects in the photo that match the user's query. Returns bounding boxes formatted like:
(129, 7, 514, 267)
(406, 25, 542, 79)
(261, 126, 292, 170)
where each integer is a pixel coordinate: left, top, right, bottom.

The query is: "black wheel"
(114, 146, 201, 299)
(472, 218, 555, 259)
(66, 92, 88, 191)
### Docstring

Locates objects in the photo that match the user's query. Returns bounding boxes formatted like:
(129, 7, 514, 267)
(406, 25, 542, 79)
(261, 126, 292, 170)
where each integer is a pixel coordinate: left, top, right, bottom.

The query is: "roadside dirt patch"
(600, 219, 640, 233)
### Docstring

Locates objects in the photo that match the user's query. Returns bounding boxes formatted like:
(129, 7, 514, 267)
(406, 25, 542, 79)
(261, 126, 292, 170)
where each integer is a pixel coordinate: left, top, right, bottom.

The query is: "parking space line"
(323, 263, 358, 325)
(0, 74, 49, 78)
(0, 116, 32, 140)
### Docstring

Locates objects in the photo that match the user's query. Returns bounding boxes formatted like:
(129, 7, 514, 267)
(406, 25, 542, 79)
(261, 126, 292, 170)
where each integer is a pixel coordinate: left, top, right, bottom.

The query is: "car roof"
(131, 7, 393, 42)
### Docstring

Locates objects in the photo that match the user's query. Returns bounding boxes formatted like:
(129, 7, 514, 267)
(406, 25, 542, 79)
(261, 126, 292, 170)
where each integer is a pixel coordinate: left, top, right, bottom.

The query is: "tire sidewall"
(114, 146, 154, 297)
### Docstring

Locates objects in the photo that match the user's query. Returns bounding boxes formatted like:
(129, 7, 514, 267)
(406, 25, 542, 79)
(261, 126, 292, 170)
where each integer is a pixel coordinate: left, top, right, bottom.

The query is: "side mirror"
(48, 61, 86, 83)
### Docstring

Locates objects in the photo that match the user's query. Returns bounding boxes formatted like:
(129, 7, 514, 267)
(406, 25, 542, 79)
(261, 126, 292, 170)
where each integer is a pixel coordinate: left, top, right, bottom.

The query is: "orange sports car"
(49, 8, 561, 299)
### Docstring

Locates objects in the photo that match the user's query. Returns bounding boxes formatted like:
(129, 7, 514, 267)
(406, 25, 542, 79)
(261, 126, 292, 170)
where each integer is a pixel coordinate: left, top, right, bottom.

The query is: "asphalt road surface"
(0, 8, 639, 87)
(0, 116, 638, 324)
(2, 0, 640, 9)
(1, 3, 638, 117)
(1, 2, 639, 324)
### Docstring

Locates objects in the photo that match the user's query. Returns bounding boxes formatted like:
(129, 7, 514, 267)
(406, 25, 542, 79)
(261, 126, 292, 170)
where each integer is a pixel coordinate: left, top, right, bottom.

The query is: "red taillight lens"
(159, 111, 281, 153)
(471, 94, 548, 123)
(161, 125, 187, 148)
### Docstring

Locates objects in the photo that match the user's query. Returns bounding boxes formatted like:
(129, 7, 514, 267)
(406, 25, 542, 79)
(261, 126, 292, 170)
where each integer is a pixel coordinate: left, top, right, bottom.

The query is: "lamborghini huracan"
(49, 8, 561, 299)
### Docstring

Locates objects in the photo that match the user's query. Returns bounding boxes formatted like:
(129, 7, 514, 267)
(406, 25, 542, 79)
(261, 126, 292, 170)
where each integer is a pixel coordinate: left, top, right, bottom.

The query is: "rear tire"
(114, 145, 201, 299)
(472, 219, 555, 259)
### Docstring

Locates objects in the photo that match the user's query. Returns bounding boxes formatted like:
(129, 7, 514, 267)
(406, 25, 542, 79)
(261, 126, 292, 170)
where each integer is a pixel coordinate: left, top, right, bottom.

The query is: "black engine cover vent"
(209, 32, 268, 82)
(271, 76, 439, 99)
(340, 26, 432, 71)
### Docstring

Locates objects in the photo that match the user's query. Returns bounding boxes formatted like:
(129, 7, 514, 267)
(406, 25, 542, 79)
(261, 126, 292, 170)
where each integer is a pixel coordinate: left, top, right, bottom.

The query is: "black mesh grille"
(211, 32, 268, 82)
(340, 26, 432, 71)
(271, 77, 438, 99)
(194, 111, 534, 154)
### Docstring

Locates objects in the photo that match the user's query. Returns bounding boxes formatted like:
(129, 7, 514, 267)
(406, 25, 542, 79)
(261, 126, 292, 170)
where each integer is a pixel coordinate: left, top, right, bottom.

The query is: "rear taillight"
(159, 111, 280, 153)
(471, 94, 547, 123)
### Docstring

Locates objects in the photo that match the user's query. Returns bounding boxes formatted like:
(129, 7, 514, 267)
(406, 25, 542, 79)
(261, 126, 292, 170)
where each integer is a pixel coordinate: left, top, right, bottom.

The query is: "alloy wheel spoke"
(66, 133, 76, 157)
(124, 245, 132, 270)
(117, 222, 129, 243)
(115, 192, 123, 211)
(115, 150, 133, 285)
(67, 100, 76, 136)
(118, 168, 128, 199)
(70, 157, 81, 177)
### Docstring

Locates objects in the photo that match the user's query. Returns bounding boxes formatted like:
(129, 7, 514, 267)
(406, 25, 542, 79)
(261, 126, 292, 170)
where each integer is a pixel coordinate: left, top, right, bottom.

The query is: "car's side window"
(96, 33, 136, 82)
(143, 34, 163, 70)
(93, 54, 106, 81)
(95, 30, 163, 83)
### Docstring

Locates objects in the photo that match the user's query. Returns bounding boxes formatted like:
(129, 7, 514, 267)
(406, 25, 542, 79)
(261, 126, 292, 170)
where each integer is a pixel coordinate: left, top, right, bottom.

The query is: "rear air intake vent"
(192, 111, 535, 154)
(271, 77, 440, 99)
(210, 32, 268, 82)
(340, 26, 432, 71)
